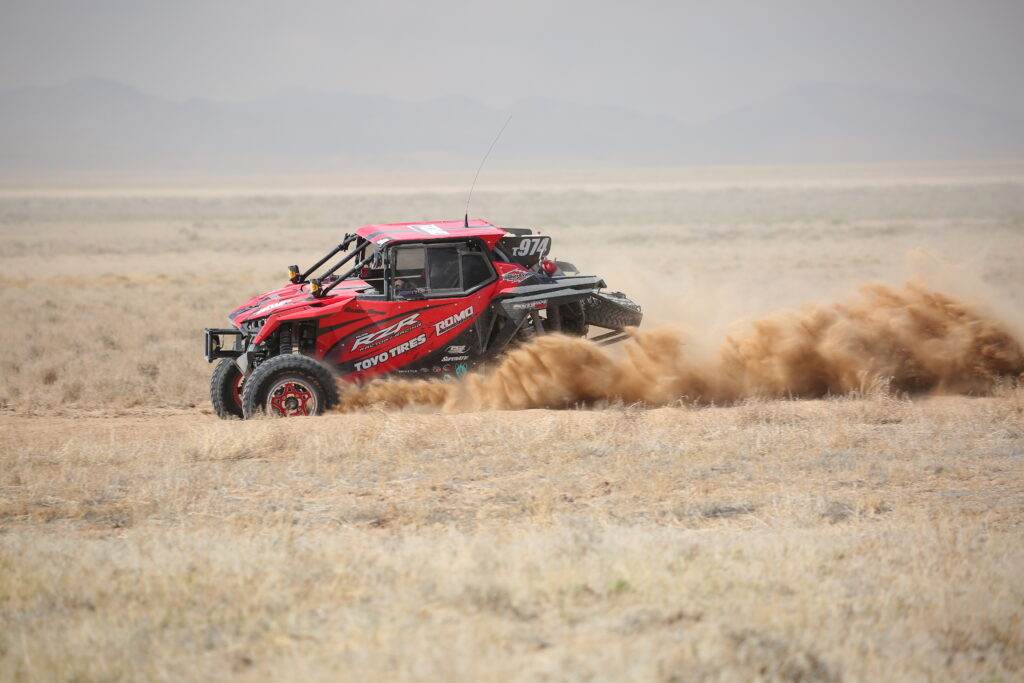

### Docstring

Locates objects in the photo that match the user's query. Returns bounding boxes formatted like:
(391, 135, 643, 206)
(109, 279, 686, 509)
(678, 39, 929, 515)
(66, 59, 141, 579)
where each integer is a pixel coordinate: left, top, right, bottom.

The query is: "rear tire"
(557, 301, 589, 337)
(210, 358, 245, 419)
(241, 355, 339, 418)
(584, 291, 643, 330)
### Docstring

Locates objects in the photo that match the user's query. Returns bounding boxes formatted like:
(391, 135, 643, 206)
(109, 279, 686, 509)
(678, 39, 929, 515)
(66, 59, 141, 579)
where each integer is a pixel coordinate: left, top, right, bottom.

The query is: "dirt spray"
(336, 283, 1024, 412)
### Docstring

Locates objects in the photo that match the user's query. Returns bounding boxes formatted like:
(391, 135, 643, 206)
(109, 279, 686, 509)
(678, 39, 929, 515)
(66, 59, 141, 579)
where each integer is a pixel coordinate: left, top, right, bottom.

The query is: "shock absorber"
(279, 325, 293, 355)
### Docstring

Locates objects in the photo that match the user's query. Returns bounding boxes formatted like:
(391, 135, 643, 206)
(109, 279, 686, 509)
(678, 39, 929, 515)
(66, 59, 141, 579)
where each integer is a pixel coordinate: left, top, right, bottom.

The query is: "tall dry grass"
(2, 391, 1023, 680)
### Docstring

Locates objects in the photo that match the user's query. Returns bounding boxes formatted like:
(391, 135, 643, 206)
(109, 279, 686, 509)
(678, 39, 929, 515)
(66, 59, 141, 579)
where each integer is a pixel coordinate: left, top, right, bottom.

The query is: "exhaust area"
(336, 283, 1024, 412)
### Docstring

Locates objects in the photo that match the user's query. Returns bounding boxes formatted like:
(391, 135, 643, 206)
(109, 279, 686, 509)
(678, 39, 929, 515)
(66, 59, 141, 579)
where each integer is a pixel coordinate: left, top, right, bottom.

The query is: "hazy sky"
(2, 0, 1022, 122)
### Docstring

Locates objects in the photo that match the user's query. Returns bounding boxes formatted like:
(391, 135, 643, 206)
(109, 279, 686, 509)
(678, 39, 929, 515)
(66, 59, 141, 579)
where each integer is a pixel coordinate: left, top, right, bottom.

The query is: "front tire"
(210, 358, 245, 419)
(241, 355, 339, 418)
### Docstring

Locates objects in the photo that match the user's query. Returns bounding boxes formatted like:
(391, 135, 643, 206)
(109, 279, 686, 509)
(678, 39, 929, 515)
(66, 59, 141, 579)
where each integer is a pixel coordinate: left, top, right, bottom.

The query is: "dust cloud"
(336, 283, 1024, 412)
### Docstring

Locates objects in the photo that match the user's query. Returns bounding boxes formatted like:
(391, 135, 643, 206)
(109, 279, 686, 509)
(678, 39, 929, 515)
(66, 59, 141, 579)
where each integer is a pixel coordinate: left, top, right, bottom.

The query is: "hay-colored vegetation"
(1, 162, 1023, 680)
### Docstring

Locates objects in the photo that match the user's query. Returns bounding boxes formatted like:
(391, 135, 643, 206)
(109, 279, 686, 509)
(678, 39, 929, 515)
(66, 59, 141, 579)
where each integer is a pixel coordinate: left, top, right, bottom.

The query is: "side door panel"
(317, 238, 498, 383)
(329, 286, 496, 382)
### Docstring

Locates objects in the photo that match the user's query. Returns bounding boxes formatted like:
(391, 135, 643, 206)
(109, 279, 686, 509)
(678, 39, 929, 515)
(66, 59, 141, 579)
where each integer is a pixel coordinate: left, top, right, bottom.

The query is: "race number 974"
(510, 236, 550, 257)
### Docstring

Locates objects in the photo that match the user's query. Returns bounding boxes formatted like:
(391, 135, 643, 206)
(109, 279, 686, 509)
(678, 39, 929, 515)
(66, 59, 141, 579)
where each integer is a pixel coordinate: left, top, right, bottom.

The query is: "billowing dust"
(336, 283, 1024, 412)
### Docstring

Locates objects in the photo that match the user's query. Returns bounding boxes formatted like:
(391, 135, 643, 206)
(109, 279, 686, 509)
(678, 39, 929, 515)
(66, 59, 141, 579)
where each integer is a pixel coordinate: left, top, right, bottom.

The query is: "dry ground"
(1, 162, 1023, 680)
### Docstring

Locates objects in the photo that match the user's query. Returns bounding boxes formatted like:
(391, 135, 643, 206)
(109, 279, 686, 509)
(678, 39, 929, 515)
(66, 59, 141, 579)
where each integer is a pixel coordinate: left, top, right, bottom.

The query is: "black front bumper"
(204, 328, 245, 362)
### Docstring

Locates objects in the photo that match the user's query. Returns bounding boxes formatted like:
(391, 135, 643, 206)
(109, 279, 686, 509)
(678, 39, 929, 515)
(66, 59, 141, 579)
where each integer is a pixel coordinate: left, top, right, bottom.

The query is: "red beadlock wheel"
(231, 374, 244, 408)
(241, 354, 339, 419)
(266, 379, 318, 417)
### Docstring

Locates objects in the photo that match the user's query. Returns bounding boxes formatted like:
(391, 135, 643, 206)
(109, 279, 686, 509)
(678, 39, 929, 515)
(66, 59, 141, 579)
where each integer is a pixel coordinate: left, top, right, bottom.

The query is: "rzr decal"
(352, 313, 421, 351)
(434, 305, 474, 335)
(353, 334, 427, 371)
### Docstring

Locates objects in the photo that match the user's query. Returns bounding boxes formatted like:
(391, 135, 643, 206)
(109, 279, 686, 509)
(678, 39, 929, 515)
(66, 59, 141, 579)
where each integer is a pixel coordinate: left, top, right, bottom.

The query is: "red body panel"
(226, 273, 536, 384)
(314, 284, 499, 382)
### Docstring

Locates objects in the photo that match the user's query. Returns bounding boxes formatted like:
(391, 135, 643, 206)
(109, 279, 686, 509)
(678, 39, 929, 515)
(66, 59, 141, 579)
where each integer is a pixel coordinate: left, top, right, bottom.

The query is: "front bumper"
(204, 328, 245, 362)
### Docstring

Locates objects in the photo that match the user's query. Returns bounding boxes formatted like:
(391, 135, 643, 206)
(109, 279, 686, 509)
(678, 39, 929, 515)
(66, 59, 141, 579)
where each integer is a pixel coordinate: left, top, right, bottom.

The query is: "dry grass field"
(1, 162, 1023, 680)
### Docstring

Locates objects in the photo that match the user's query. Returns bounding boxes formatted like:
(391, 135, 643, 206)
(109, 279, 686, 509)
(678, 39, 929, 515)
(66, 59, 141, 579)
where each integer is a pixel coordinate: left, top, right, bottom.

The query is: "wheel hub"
(266, 379, 317, 417)
(231, 375, 245, 409)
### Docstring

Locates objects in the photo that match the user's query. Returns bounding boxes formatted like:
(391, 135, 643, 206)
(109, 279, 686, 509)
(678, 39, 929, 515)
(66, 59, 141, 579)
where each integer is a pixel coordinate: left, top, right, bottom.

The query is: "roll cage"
(289, 234, 499, 301)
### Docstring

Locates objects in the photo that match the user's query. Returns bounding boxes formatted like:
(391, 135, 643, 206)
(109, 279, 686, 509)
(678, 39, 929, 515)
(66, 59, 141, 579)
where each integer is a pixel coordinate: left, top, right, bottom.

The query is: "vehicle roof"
(355, 220, 509, 247)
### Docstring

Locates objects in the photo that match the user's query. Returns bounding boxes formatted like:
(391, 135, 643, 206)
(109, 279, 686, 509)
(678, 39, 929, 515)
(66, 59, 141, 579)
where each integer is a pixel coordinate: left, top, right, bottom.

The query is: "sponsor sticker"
(353, 333, 427, 371)
(455, 363, 469, 378)
(501, 270, 533, 283)
(253, 299, 291, 317)
(510, 299, 547, 311)
(344, 304, 387, 315)
(447, 345, 468, 354)
(441, 355, 469, 362)
(434, 305, 474, 335)
(351, 313, 421, 351)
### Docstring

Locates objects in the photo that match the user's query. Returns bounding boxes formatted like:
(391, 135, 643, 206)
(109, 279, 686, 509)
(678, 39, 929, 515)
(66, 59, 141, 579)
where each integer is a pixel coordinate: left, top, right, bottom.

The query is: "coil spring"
(279, 326, 292, 355)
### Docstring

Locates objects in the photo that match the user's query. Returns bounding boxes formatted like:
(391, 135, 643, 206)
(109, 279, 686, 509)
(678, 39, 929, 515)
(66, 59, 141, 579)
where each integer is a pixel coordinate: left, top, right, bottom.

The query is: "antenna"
(464, 113, 512, 227)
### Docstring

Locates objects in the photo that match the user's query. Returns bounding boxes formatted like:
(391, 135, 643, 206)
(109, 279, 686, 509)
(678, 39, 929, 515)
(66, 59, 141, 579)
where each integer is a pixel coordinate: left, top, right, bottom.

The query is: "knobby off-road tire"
(584, 291, 643, 330)
(557, 301, 589, 337)
(241, 354, 340, 418)
(210, 358, 245, 419)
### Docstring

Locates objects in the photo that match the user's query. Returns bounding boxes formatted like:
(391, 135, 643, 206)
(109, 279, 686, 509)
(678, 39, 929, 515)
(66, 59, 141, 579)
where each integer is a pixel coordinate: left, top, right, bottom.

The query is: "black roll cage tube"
(296, 233, 357, 283)
(293, 234, 393, 299)
(317, 247, 382, 298)
(299, 234, 497, 299)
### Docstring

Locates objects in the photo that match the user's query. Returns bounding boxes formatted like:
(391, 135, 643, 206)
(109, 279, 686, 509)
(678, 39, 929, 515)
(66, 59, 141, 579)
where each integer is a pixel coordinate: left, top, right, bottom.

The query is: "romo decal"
(434, 306, 474, 335)
(351, 313, 421, 351)
(353, 334, 427, 371)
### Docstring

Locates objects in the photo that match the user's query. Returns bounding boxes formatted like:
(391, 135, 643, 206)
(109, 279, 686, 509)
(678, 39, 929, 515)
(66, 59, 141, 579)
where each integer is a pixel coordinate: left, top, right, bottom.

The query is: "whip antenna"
(464, 113, 512, 227)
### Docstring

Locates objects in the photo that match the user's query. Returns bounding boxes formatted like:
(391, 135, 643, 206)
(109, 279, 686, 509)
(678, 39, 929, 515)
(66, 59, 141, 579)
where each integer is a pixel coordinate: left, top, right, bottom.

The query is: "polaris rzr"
(204, 219, 642, 418)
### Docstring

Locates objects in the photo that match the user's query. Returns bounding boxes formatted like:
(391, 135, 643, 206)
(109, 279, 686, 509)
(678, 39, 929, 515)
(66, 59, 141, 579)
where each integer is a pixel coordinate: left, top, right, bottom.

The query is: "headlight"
(241, 318, 267, 335)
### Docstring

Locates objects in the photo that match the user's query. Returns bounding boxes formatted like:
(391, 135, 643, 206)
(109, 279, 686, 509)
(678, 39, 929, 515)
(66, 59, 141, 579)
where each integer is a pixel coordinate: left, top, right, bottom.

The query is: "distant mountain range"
(1, 77, 1022, 176)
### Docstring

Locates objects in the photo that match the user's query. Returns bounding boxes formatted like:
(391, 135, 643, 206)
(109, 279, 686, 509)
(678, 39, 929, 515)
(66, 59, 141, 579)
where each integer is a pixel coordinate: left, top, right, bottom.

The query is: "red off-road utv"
(204, 219, 642, 418)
